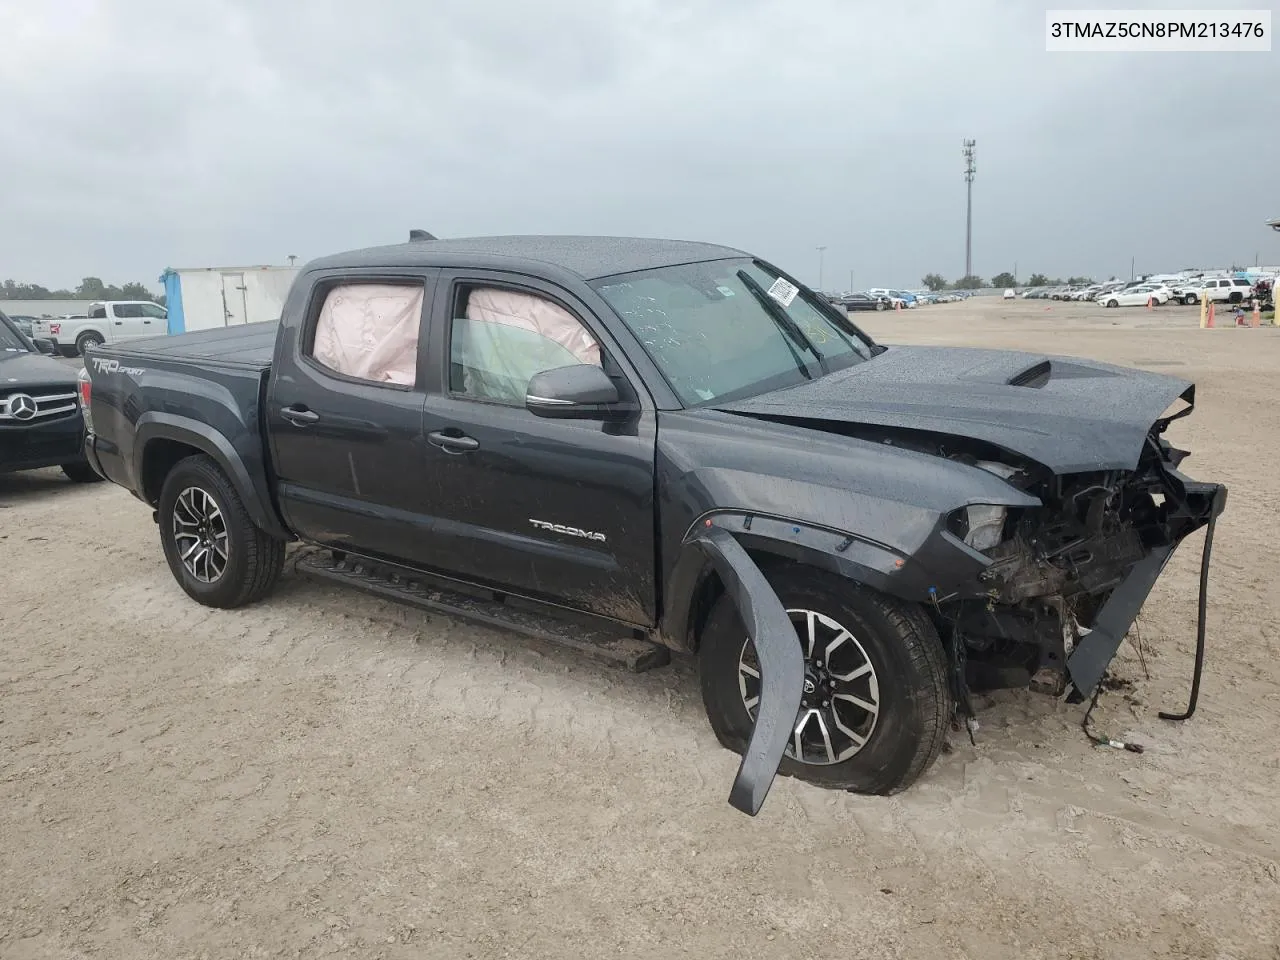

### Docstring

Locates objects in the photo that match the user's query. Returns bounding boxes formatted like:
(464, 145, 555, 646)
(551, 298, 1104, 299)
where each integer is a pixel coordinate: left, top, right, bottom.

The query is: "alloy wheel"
(738, 608, 881, 765)
(172, 486, 229, 583)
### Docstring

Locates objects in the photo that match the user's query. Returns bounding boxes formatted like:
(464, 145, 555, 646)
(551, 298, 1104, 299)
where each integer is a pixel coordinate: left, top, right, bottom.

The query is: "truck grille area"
(0, 389, 80, 424)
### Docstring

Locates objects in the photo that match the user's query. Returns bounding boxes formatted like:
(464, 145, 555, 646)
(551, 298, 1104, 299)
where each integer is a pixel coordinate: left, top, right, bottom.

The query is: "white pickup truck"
(1171, 277, 1256, 306)
(33, 300, 167, 357)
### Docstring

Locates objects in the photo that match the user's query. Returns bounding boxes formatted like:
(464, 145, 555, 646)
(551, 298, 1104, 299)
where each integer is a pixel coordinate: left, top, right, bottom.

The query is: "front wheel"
(157, 454, 285, 608)
(698, 566, 951, 795)
(1106, 299, 1119, 308)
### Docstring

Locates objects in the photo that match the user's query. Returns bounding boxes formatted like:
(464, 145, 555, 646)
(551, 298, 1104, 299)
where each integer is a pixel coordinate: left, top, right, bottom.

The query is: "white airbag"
(313, 283, 423, 386)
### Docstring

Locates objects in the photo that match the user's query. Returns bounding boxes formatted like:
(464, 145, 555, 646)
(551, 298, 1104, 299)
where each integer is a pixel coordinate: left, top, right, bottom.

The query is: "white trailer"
(161, 265, 299, 334)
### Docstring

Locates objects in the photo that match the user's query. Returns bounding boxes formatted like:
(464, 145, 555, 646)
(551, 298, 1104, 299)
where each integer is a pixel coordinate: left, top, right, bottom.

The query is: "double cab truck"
(34, 300, 168, 357)
(80, 233, 1226, 815)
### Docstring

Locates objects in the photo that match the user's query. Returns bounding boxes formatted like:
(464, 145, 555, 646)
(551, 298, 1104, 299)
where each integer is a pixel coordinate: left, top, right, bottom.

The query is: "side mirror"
(526, 364, 634, 420)
(32, 337, 56, 355)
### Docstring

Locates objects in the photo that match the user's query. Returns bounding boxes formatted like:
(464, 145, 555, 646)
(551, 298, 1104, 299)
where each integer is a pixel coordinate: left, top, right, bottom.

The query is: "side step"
(293, 551, 671, 673)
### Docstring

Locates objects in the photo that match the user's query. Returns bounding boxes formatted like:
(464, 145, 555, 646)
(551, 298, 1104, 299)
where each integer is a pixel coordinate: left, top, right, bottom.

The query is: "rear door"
(266, 268, 439, 561)
(414, 270, 659, 626)
(109, 303, 163, 341)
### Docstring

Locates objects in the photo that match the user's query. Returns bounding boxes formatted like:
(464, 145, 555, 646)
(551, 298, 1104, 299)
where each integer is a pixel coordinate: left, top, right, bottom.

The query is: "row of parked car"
(825, 289, 974, 311)
(1020, 276, 1274, 308)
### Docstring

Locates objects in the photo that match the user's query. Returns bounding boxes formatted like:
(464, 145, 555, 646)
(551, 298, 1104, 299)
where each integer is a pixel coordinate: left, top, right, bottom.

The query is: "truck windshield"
(0, 315, 30, 353)
(592, 258, 877, 406)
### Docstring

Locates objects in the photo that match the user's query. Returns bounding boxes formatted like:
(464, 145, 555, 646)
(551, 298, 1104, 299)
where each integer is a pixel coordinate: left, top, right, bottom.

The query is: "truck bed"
(98, 322, 278, 369)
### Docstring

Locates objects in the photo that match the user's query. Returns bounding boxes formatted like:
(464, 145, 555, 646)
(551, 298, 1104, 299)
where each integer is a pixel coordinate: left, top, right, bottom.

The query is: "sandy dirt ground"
(2, 298, 1278, 959)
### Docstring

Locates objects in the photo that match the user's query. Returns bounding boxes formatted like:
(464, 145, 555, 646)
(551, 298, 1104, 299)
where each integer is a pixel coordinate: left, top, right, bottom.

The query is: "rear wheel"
(157, 454, 285, 608)
(75, 331, 104, 355)
(1184, 294, 1198, 305)
(698, 566, 951, 795)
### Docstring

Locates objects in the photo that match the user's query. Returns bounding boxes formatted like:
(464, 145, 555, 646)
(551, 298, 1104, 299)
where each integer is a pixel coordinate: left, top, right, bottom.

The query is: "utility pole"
(962, 139, 976, 279)
(816, 246, 827, 291)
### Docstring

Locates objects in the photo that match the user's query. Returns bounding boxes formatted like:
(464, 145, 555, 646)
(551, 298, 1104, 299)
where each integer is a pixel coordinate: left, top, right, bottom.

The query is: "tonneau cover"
(102, 322, 278, 368)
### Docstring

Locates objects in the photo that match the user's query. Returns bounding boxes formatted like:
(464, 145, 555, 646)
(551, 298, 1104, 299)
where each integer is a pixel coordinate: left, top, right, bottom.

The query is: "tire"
(1228, 292, 1242, 304)
(875, 300, 885, 311)
(1106, 299, 1119, 308)
(61, 461, 103, 483)
(698, 566, 951, 795)
(75, 331, 104, 355)
(1184, 294, 1197, 305)
(157, 454, 285, 609)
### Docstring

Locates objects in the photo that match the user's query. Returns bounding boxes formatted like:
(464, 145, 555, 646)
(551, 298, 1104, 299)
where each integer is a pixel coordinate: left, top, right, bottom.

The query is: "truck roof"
(304, 235, 750, 281)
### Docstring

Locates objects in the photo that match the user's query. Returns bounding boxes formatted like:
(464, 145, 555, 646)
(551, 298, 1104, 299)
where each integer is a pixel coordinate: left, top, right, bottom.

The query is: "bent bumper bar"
(689, 525, 805, 816)
(1067, 478, 1227, 704)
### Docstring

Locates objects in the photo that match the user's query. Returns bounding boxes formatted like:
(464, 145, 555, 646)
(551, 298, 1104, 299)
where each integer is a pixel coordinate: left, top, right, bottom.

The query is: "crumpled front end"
(937, 425, 1226, 708)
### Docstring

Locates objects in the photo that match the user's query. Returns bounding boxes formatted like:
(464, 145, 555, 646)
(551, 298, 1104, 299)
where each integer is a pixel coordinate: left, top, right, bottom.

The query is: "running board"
(293, 551, 671, 673)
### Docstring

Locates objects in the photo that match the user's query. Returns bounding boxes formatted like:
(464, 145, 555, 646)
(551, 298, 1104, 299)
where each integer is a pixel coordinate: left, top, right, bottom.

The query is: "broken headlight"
(948, 460, 1020, 552)
(960, 504, 1008, 551)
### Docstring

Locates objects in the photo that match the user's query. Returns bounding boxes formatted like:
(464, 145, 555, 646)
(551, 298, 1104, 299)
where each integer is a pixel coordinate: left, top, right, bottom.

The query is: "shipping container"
(160, 265, 298, 334)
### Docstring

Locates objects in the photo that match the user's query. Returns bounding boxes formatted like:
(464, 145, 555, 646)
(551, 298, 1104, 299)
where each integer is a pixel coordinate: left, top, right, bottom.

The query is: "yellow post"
(1199, 290, 1208, 328)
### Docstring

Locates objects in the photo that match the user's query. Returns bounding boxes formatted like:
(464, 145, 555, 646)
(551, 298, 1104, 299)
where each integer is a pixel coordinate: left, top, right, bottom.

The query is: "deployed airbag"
(454, 288, 602, 403)
(312, 283, 423, 386)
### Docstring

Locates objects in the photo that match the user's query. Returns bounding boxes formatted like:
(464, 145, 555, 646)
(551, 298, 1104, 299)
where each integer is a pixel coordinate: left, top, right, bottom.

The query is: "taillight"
(50, 323, 60, 335)
(78, 368, 94, 433)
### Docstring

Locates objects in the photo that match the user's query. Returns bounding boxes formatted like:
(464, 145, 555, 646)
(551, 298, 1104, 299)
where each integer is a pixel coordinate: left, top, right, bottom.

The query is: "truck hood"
(0, 350, 79, 389)
(716, 345, 1193, 474)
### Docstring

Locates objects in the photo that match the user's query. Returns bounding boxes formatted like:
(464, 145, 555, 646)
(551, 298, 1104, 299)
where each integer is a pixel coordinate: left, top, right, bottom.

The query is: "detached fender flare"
(687, 524, 805, 817)
(662, 511, 971, 654)
(134, 413, 290, 540)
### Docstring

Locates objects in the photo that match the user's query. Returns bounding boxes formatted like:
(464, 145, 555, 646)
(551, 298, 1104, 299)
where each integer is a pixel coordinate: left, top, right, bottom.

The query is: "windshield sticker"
(766, 277, 799, 307)
(716, 286, 736, 298)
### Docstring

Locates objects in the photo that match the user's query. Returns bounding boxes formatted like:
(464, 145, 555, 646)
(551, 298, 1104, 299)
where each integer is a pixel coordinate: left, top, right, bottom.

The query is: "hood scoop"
(1007, 359, 1052, 388)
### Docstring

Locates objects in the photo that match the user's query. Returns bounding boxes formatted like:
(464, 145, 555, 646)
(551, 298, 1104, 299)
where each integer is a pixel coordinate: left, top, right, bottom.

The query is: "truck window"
(114, 303, 143, 318)
(449, 286, 601, 405)
(89, 306, 107, 319)
(139, 303, 167, 318)
(310, 282, 424, 387)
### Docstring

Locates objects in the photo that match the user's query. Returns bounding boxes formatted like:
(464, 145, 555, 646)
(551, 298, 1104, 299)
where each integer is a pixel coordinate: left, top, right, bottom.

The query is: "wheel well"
(683, 550, 806, 653)
(141, 438, 203, 504)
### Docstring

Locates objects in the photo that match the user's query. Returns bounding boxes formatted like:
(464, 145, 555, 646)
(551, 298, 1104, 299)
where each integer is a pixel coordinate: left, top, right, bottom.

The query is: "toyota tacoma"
(79, 233, 1226, 815)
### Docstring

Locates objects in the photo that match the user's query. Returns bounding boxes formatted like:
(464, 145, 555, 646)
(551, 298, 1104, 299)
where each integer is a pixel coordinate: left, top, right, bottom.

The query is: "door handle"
(427, 430, 479, 454)
(281, 405, 320, 425)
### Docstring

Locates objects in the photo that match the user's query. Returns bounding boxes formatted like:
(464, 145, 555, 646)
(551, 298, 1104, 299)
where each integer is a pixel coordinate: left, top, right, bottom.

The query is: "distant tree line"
(921, 272, 1096, 291)
(2, 277, 165, 306)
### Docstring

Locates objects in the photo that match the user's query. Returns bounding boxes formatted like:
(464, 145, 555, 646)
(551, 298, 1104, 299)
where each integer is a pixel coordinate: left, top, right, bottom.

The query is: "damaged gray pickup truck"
(80, 233, 1226, 815)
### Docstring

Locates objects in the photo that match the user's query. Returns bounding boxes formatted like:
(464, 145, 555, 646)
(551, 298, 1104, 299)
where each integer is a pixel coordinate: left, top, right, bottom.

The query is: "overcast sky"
(1, 0, 1276, 293)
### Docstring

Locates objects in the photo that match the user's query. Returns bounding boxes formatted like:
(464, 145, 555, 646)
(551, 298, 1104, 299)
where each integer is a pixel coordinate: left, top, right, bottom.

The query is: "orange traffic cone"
(1146, 296, 1153, 310)
(1252, 301, 1262, 327)
(894, 299, 901, 313)
(1207, 303, 1215, 328)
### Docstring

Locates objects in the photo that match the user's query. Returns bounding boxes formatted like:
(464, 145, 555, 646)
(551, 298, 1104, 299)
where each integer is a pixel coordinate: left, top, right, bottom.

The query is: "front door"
(416, 271, 658, 626)
(266, 270, 439, 560)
